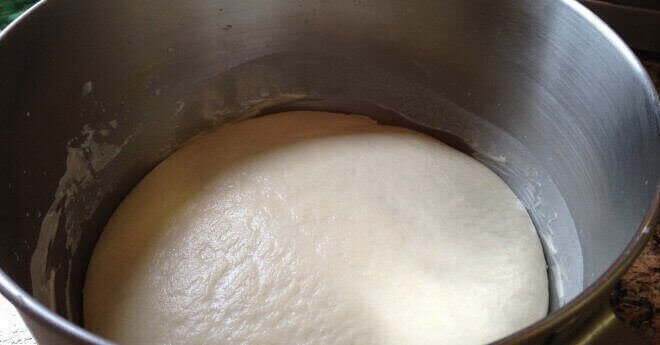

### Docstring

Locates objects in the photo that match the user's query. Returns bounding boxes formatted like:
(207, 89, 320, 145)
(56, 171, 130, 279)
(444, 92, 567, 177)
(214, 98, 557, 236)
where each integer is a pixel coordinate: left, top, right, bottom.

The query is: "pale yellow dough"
(84, 111, 548, 345)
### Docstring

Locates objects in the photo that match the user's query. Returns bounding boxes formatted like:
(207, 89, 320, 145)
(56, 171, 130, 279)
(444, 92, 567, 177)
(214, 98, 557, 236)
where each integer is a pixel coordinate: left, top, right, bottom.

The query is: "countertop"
(0, 294, 35, 345)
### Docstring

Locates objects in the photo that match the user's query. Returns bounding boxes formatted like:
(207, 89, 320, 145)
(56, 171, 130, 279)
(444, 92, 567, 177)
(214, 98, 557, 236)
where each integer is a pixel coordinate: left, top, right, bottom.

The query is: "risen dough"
(84, 111, 548, 345)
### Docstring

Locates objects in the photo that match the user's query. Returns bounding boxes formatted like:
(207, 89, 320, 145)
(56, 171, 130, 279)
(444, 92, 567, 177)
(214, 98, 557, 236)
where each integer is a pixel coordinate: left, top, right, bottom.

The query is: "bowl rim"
(0, 0, 658, 344)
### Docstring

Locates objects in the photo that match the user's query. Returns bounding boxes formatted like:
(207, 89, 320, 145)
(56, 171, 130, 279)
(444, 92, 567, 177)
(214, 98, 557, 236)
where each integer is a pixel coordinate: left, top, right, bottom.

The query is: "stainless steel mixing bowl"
(0, 0, 657, 344)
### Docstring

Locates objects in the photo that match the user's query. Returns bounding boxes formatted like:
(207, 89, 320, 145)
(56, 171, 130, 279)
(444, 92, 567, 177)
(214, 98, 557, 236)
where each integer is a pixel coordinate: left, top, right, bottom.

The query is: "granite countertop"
(609, 56, 659, 345)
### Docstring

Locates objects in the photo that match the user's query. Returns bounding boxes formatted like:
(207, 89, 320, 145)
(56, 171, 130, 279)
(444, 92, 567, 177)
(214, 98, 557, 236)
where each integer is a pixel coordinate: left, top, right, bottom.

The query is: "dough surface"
(84, 111, 548, 345)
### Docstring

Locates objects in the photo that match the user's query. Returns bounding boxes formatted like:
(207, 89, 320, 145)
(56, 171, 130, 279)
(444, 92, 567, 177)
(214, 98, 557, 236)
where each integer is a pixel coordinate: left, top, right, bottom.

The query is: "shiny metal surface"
(0, 0, 657, 344)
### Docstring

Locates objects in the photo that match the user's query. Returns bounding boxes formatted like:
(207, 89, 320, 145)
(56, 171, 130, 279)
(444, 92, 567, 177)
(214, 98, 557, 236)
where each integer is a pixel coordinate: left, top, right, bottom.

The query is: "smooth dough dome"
(84, 111, 548, 345)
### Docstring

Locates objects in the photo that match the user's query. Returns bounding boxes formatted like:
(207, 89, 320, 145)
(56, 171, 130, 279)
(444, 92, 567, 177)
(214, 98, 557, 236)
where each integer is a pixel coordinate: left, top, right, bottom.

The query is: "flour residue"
(82, 81, 93, 98)
(30, 120, 130, 311)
